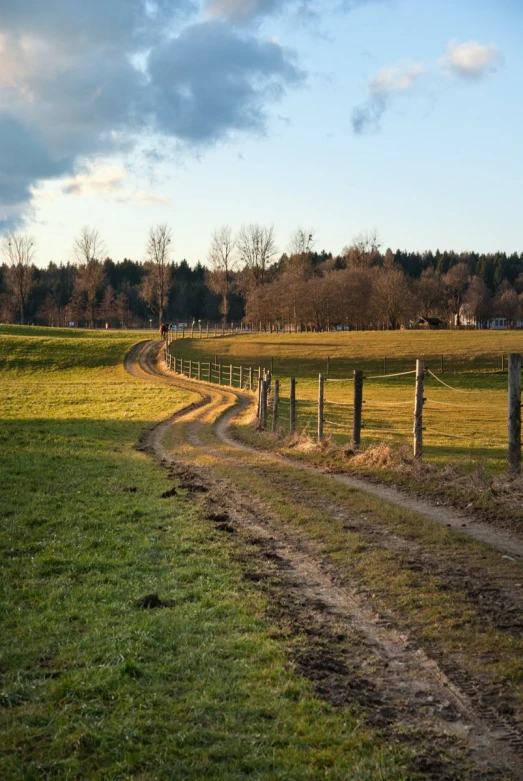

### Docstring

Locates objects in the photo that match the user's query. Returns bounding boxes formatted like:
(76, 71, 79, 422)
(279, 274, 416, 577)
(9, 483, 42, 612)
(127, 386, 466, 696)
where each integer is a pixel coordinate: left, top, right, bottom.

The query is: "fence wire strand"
(425, 397, 501, 410)
(426, 370, 485, 393)
(366, 370, 416, 380)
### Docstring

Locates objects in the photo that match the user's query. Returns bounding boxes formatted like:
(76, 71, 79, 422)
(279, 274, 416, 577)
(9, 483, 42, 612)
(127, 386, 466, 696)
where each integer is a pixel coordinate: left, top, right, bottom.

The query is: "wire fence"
(166, 344, 522, 474)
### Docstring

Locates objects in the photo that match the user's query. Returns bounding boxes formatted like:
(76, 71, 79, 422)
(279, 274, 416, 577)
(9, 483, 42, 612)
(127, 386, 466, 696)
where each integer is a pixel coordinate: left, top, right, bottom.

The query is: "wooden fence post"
(219, 364, 222, 385)
(230, 364, 233, 387)
(413, 359, 424, 460)
(318, 374, 324, 442)
(352, 369, 363, 449)
(272, 379, 280, 433)
(508, 353, 521, 474)
(197, 361, 201, 381)
(290, 377, 296, 435)
(256, 376, 262, 419)
(260, 380, 268, 430)
(239, 365, 244, 389)
(326, 356, 330, 376)
(249, 366, 253, 391)
(206, 322, 209, 338)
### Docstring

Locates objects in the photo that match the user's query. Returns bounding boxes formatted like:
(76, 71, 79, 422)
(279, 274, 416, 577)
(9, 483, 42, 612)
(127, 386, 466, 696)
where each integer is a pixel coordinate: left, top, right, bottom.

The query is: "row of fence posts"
(167, 346, 523, 475)
(167, 322, 309, 342)
(250, 356, 523, 475)
(166, 350, 261, 391)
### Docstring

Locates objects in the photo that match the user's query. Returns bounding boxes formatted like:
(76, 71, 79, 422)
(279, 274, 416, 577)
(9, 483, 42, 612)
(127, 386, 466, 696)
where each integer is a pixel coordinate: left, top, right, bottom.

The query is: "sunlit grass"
(167, 332, 513, 471)
(0, 328, 410, 780)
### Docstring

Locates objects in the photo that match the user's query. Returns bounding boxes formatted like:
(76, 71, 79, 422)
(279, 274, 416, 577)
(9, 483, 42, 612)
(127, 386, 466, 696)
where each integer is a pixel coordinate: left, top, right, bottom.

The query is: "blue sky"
(1, 0, 521, 267)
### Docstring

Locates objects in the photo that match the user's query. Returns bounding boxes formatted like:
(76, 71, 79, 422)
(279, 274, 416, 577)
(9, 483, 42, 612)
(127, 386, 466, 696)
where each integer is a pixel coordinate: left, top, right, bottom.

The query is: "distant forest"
(2, 225, 523, 330)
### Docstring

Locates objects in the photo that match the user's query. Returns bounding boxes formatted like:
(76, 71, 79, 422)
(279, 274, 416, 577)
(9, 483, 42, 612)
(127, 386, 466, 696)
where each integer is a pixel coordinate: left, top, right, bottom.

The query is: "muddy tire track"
(127, 340, 523, 779)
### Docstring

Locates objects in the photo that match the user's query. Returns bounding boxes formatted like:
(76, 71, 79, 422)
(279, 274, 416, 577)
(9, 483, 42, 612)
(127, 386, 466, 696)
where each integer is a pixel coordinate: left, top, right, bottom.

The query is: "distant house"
(416, 317, 445, 329)
(459, 309, 523, 329)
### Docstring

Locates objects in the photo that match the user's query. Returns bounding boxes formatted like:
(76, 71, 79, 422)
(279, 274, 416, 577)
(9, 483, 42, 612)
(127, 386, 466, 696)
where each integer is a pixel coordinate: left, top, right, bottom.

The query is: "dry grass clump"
(350, 443, 414, 469)
(287, 430, 317, 452)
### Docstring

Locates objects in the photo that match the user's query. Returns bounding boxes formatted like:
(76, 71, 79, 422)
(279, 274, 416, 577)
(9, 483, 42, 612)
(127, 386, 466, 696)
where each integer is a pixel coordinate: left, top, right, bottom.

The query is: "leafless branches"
(206, 225, 236, 323)
(236, 223, 276, 287)
(2, 231, 36, 324)
(140, 224, 173, 327)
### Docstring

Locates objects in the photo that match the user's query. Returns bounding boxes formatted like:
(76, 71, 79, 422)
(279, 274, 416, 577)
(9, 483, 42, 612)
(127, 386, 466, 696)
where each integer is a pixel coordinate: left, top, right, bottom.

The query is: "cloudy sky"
(1, 0, 521, 266)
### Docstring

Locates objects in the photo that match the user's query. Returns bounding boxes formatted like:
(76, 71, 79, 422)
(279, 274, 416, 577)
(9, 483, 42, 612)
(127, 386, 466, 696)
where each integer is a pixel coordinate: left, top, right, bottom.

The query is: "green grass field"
(168, 330, 522, 473)
(0, 326, 410, 780)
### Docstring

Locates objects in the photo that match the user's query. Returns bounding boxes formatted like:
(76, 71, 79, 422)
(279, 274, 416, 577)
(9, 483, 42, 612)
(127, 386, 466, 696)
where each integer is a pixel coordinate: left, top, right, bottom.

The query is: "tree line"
(2, 224, 523, 329)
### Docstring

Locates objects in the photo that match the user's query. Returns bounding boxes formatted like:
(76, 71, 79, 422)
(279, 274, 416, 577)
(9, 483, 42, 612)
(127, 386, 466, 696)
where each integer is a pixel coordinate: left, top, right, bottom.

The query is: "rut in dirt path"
(126, 341, 523, 779)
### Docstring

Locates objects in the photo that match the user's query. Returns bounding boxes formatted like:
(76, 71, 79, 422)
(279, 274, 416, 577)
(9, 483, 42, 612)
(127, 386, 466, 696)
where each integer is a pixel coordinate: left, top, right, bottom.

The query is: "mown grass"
(0, 328, 411, 779)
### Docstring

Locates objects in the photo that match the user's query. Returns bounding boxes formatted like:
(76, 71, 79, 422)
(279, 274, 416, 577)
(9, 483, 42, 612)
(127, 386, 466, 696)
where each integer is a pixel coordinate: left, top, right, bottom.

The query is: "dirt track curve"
(126, 339, 523, 780)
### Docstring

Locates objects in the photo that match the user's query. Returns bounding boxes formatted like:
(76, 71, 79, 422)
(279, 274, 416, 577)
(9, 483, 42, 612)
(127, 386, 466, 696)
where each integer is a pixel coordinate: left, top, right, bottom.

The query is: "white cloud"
(440, 40, 503, 80)
(368, 63, 424, 97)
(353, 39, 503, 135)
(126, 190, 174, 208)
(34, 161, 175, 209)
(62, 163, 127, 196)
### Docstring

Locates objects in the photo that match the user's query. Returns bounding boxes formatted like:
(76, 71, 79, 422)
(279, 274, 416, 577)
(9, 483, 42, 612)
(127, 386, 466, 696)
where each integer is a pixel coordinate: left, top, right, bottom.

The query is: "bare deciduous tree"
(206, 225, 236, 325)
(3, 231, 36, 325)
(73, 226, 107, 328)
(462, 276, 492, 327)
(288, 227, 315, 258)
(236, 223, 276, 287)
(372, 267, 410, 329)
(97, 285, 117, 326)
(413, 267, 445, 319)
(343, 229, 381, 269)
(140, 224, 172, 327)
(73, 226, 107, 266)
(494, 281, 521, 328)
(444, 262, 470, 327)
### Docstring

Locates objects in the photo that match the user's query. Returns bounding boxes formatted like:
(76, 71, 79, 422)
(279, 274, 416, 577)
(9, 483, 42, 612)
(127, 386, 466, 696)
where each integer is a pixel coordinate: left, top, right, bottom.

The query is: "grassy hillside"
(0, 328, 409, 779)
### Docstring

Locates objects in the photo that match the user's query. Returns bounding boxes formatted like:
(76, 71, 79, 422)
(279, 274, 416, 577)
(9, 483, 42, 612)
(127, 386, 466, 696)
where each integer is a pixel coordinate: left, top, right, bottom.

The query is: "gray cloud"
(0, 0, 193, 48)
(0, 113, 72, 229)
(148, 21, 304, 141)
(351, 95, 387, 135)
(204, 0, 386, 25)
(205, 0, 281, 24)
(352, 62, 424, 135)
(0, 3, 303, 229)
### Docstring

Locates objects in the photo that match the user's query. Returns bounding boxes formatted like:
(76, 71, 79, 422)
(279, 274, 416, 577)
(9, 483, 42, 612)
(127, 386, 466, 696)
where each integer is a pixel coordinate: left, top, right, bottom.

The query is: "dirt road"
(127, 340, 523, 780)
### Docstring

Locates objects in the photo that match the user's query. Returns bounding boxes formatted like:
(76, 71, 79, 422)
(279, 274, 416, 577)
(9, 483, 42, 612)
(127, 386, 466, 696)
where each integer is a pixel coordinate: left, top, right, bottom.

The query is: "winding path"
(126, 339, 523, 780)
